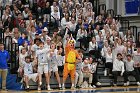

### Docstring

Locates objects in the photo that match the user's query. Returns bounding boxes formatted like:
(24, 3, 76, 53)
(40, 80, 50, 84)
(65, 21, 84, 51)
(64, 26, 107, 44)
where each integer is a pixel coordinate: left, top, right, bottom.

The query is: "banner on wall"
(125, 0, 140, 15)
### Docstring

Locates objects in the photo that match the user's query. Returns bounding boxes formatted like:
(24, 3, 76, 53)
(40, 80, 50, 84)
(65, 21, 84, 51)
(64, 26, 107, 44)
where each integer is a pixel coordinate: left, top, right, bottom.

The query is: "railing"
(0, 29, 19, 73)
(5, 36, 19, 73)
(0, 28, 4, 43)
(130, 26, 138, 42)
(120, 20, 129, 33)
(107, 9, 115, 17)
(98, 4, 106, 14)
(138, 32, 140, 44)
(93, 0, 99, 16)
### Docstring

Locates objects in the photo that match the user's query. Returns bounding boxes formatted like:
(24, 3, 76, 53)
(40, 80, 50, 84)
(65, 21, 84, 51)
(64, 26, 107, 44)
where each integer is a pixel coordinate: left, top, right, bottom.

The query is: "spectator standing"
(36, 42, 51, 90)
(76, 24, 87, 50)
(43, 2, 51, 22)
(48, 43, 62, 89)
(23, 56, 39, 91)
(89, 57, 101, 87)
(89, 37, 99, 59)
(104, 47, 113, 76)
(75, 49, 83, 88)
(18, 33, 29, 46)
(62, 40, 81, 90)
(0, 43, 10, 91)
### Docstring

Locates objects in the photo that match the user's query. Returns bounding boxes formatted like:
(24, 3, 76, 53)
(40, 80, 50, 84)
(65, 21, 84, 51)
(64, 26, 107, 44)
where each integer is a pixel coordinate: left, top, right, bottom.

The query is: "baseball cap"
(43, 27, 48, 32)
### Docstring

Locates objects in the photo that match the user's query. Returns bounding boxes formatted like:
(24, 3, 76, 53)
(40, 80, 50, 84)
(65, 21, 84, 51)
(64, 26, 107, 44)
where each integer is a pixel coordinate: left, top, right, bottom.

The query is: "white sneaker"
(96, 82, 101, 86)
(38, 87, 41, 91)
(71, 86, 76, 90)
(62, 86, 65, 90)
(88, 85, 93, 88)
(137, 82, 140, 86)
(93, 85, 96, 88)
(126, 81, 130, 86)
(124, 83, 127, 86)
(48, 87, 53, 90)
(113, 84, 117, 86)
(39, 82, 42, 86)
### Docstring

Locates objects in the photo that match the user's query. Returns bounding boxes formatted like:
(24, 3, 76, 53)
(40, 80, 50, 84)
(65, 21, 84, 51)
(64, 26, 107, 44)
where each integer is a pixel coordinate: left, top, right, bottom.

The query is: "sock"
(27, 86, 29, 88)
(59, 84, 61, 87)
(89, 83, 91, 86)
(62, 83, 65, 87)
(72, 83, 74, 87)
(48, 85, 50, 88)
(39, 82, 42, 86)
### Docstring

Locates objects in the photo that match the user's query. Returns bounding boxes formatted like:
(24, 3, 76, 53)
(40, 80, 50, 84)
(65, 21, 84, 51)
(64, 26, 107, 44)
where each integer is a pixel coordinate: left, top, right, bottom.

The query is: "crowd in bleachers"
(0, 0, 140, 91)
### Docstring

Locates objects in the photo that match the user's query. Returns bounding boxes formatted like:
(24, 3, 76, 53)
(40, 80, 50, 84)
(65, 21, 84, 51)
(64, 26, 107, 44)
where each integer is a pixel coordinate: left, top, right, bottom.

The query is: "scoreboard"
(125, 0, 140, 15)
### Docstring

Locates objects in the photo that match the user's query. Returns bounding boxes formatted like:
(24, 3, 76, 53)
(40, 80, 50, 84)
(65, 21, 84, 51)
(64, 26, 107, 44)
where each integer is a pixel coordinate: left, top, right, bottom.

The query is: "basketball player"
(23, 56, 39, 91)
(48, 43, 62, 89)
(36, 42, 51, 90)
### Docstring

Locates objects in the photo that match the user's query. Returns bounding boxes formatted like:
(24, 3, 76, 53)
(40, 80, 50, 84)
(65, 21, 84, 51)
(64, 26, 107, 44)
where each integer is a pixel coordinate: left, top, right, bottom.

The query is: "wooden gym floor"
(1, 86, 140, 93)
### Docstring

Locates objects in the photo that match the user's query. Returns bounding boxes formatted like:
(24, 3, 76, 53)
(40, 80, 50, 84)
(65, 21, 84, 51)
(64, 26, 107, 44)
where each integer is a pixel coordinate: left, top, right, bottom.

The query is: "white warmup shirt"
(89, 41, 98, 51)
(31, 44, 39, 54)
(76, 61, 82, 71)
(124, 60, 134, 71)
(36, 48, 50, 65)
(112, 59, 125, 73)
(105, 53, 113, 63)
(115, 45, 125, 54)
(82, 62, 91, 72)
(24, 62, 33, 75)
(19, 53, 27, 67)
(44, 43, 50, 50)
(47, 49, 58, 65)
(56, 55, 65, 66)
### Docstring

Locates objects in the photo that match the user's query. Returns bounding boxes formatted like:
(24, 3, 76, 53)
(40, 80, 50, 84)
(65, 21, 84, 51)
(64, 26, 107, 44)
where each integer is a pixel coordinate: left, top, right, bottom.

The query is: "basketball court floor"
(1, 86, 140, 93)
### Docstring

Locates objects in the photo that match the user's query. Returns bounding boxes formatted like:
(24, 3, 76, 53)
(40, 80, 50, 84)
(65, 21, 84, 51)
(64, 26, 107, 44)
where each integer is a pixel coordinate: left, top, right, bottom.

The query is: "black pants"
(112, 71, 122, 84)
(105, 62, 113, 74)
(58, 66, 64, 77)
(91, 63, 99, 86)
(91, 73, 99, 86)
(123, 70, 140, 83)
(135, 67, 140, 74)
(105, 62, 113, 70)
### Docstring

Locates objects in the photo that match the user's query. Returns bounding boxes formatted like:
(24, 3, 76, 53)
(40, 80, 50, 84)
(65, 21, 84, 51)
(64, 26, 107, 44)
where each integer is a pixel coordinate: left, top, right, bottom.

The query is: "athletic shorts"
(26, 73, 38, 82)
(49, 64, 58, 72)
(38, 64, 48, 74)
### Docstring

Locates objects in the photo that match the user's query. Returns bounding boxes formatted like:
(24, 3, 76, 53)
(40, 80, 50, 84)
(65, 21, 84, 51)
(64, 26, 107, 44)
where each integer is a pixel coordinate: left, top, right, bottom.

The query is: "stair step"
(97, 72, 104, 75)
(100, 81, 138, 87)
(100, 83, 111, 86)
(99, 75, 113, 79)
(97, 67, 104, 71)
(99, 79, 112, 83)
(98, 64, 105, 68)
